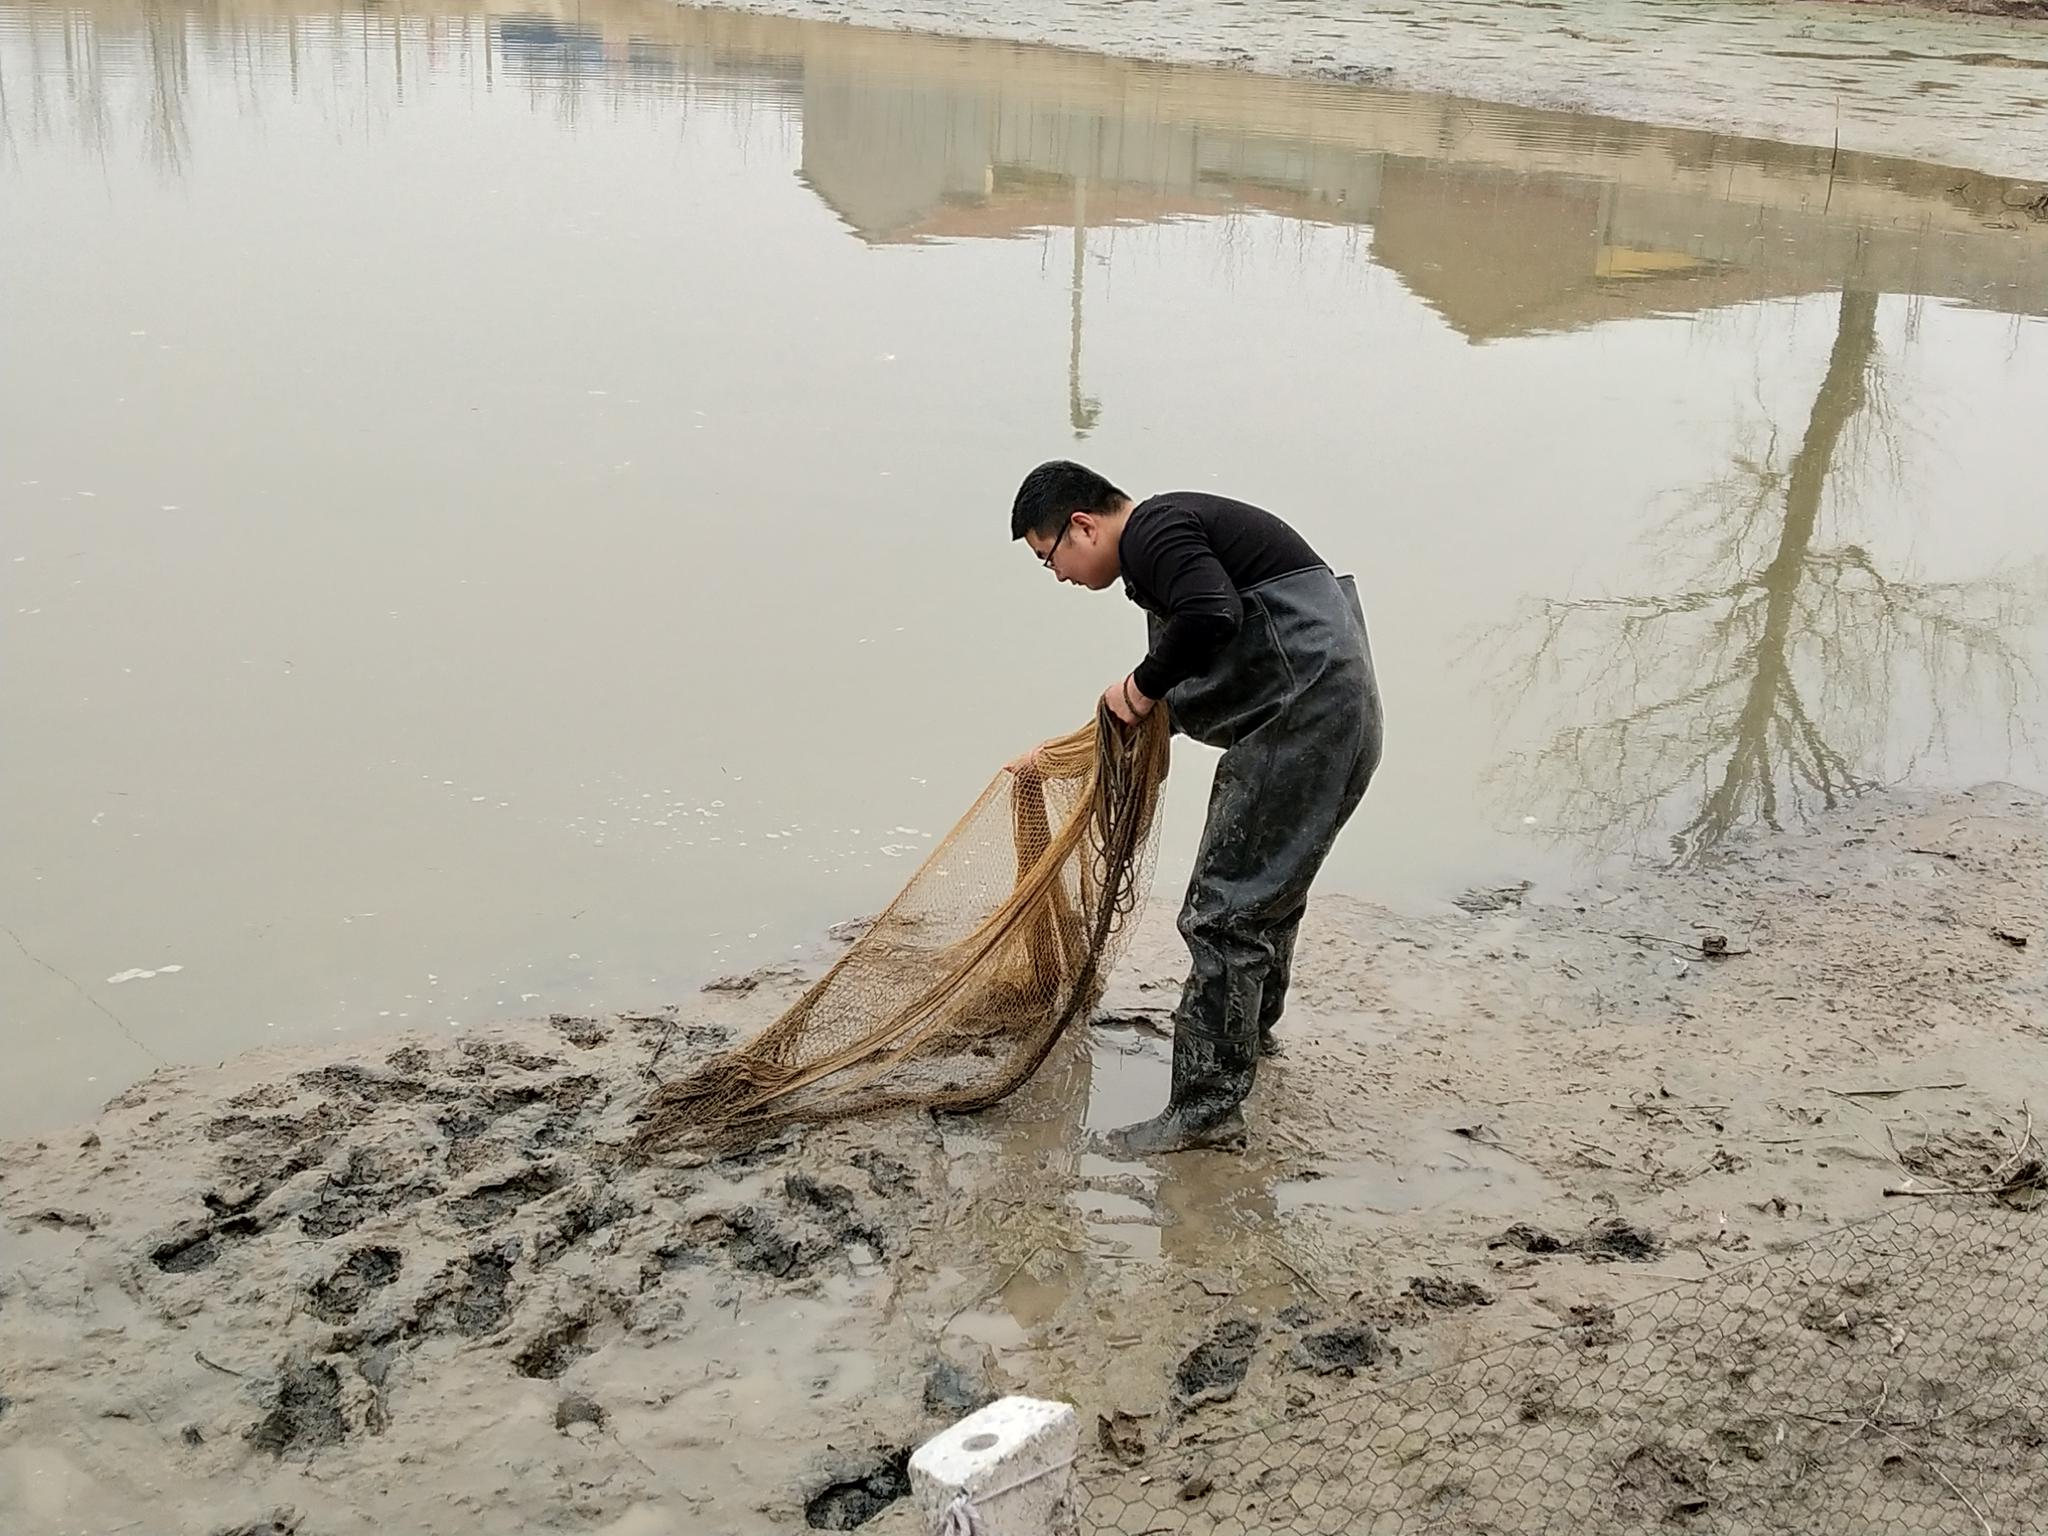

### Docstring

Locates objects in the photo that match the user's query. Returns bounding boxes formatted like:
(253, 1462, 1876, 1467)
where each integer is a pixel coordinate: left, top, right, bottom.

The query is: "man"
(1011, 461, 1384, 1154)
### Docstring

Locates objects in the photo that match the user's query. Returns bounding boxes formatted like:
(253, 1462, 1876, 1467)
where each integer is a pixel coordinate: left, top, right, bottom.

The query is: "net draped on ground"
(633, 707, 1172, 1152)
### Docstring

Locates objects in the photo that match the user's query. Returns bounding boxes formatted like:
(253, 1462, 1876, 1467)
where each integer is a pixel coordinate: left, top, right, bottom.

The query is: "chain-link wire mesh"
(1085, 1200, 2044, 1534)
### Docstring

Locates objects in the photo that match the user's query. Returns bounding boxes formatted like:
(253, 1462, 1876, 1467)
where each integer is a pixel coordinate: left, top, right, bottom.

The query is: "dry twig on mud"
(640, 1020, 678, 1082)
(1273, 1251, 1334, 1305)
(946, 1243, 1046, 1331)
(1871, 1425, 1995, 1536)
(1615, 931, 1752, 958)
(1882, 1104, 2043, 1200)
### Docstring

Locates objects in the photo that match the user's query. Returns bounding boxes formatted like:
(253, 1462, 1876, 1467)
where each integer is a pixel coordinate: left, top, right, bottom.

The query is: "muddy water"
(4, 0, 2047, 1135)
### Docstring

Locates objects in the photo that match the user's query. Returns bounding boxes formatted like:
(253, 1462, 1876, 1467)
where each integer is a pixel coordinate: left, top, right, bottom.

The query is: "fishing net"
(633, 707, 1172, 1152)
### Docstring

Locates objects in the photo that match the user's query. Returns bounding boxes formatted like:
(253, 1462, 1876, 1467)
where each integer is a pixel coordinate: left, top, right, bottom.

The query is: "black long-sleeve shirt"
(1120, 492, 1326, 699)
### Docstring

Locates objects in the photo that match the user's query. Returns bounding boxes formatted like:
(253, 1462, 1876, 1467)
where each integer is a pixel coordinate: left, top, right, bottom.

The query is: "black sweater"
(1119, 492, 1325, 699)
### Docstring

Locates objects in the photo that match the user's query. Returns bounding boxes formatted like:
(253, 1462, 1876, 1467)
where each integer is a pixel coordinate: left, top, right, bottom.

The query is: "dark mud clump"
(923, 1359, 994, 1417)
(1175, 1318, 1260, 1407)
(152, 1212, 268, 1273)
(1294, 1322, 1390, 1376)
(513, 1316, 593, 1380)
(556, 1394, 607, 1432)
(248, 1361, 346, 1456)
(1407, 1274, 1496, 1310)
(804, 1447, 912, 1530)
(212, 1511, 304, 1536)
(1566, 1302, 1623, 1349)
(1583, 1217, 1661, 1262)
(153, 1228, 224, 1274)
(307, 1246, 402, 1322)
(1494, 1217, 1661, 1263)
(786, 1172, 888, 1256)
(850, 1148, 913, 1196)
(716, 1205, 808, 1278)
(1711, 1417, 1781, 1463)
(1496, 1222, 1570, 1255)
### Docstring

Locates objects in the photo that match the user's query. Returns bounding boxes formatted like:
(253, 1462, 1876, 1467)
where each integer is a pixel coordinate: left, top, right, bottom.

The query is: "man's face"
(1026, 512, 1119, 590)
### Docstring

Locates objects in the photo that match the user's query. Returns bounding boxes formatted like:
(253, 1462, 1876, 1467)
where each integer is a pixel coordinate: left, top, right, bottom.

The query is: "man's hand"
(1103, 673, 1156, 726)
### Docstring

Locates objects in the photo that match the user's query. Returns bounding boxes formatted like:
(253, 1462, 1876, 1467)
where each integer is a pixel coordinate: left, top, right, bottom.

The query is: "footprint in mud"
(207, 1101, 352, 1148)
(1614, 1441, 1712, 1522)
(512, 1316, 593, 1380)
(1516, 1376, 1599, 1429)
(785, 1173, 888, 1257)
(637, 1235, 710, 1292)
(548, 1013, 611, 1049)
(444, 1163, 566, 1229)
(326, 1239, 522, 1434)
(471, 1041, 564, 1070)
(439, 1240, 521, 1337)
(307, 1246, 402, 1323)
(300, 1146, 443, 1240)
(710, 1205, 810, 1279)
(248, 1361, 346, 1457)
(1174, 1318, 1261, 1409)
(803, 1447, 911, 1530)
(152, 1203, 278, 1274)
(533, 1194, 634, 1267)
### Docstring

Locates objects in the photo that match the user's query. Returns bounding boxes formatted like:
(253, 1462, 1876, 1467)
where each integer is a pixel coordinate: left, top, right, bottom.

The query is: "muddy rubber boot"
(1107, 1099, 1247, 1155)
(1105, 1001, 1257, 1156)
(1256, 921, 1300, 1058)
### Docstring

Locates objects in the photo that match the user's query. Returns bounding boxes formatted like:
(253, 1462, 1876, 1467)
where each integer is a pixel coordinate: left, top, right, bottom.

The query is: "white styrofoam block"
(910, 1395, 1080, 1536)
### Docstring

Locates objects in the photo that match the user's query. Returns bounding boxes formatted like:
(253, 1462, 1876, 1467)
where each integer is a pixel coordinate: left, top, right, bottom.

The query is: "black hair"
(1009, 460, 1128, 542)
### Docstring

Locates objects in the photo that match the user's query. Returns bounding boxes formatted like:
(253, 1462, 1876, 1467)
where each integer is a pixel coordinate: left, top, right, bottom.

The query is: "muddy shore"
(2, 783, 2043, 1533)
(686, 0, 2048, 181)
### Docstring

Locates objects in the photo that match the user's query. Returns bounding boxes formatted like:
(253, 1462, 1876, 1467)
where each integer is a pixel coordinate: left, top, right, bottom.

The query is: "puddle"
(4, 0, 2046, 1133)
(1277, 1134, 1559, 1221)
(944, 1307, 1032, 1354)
(1084, 1023, 1172, 1133)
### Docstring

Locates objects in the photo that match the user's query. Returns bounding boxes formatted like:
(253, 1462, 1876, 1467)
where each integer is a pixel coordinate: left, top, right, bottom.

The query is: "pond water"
(4, 0, 2045, 1133)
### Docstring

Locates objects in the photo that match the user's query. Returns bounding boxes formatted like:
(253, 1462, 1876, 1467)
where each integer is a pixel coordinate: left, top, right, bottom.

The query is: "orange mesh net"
(633, 708, 1171, 1151)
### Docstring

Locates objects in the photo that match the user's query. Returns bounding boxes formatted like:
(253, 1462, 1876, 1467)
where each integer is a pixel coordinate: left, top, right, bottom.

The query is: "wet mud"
(3, 786, 2047, 1533)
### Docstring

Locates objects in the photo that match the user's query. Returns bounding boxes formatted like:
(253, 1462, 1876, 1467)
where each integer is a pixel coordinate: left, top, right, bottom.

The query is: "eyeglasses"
(1040, 519, 1072, 570)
